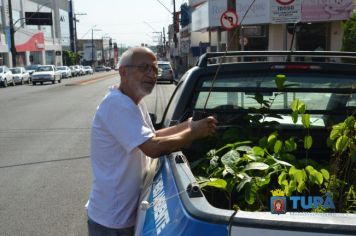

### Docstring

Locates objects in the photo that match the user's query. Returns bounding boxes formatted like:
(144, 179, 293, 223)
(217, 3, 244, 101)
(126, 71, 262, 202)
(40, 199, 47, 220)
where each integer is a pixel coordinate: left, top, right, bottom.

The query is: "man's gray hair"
(118, 47, 155, 68)
(117, 49, 133, 68)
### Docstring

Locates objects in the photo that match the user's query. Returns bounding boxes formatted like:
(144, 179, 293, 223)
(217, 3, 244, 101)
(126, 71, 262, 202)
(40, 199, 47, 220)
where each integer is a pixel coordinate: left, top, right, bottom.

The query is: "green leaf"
(236, 176, 252, 192)
(268, 133, 278, 147)
(235, 145, 252, 153)
(345, 116, 355, 128)
(221, 150, 241, 176)
(278, 171, 287, 185)
(244, 162, 269, 171)
(245, 154, 258, 161)
(298, 102, 306, 114)
(254, 93, 264, 104)
(302, 114, 310, 128)
(256, 176, 270, 187)
(291, 111, 299, 123)
(320, 169, 330, 181)
(335, 135, 349, 153)
(252, 146, 265, 157)
(244, 182, 257, 205)
(209, 156, 220, 169)
(305, 166, 323, 185)
(291, 99, 300, 112)
(258, 137, 268, 148)
(285, 138, 297, 152)
(304, 135, 313, 150)
(297, 181, 306, 193)
(272, 157, 293, 167)
(330, 123, 345, 140)
(289, 180, 297, 192)
(275, 74, 286, 89)
(205, 178, 227, 190)
(274, 140, 283, 153)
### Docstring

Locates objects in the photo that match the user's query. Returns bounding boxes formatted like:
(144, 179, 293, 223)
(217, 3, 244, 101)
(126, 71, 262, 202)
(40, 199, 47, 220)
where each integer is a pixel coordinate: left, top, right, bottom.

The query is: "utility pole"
(69, 0, 75, 52)
(163, 27, 166, 56)
(227, 0, 239, 51)
(91, 27, 101, 67)
(74, 13, 86, 54)
(173, 0, 177, 48)
(8, 0, 16, 67)
(91, 29, 94, 67)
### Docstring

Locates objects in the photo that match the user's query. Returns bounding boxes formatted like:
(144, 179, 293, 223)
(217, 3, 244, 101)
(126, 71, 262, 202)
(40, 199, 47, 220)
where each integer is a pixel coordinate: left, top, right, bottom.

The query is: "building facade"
(171, 0, 355, 69)
(0, 0, 70, 67)
(77, 38, 114, 67)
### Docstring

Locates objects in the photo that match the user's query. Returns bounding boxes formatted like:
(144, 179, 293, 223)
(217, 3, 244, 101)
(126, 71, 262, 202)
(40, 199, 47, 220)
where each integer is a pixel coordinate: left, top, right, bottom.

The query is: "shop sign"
(191, 0, 227, 31)
(236, 0, 270, 25)
(271, 0, 301, 24)
(301, 0, 354, 22)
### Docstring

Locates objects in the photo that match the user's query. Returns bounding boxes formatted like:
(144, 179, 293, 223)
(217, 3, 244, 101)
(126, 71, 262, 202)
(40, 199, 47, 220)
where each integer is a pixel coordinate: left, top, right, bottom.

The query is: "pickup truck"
(136, 51, 356, 236)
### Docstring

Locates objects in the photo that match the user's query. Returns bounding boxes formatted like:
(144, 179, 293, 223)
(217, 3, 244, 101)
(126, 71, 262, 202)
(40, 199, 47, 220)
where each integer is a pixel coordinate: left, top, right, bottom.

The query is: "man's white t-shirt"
(86, 87, 155, 229)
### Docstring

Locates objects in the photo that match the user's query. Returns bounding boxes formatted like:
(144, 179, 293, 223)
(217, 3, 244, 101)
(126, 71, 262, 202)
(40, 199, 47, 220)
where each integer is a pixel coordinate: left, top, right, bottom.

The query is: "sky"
(73, 0, 186, 47)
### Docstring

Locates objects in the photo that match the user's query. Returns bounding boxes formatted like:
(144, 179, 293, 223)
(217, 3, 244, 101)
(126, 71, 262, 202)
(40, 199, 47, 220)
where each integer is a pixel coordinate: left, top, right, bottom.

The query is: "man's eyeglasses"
(124, 64, 159, 74)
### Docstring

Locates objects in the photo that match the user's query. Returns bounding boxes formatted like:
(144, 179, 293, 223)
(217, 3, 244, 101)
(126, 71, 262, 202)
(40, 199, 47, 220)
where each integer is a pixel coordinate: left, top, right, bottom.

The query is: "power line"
(155, 0, 172, 14)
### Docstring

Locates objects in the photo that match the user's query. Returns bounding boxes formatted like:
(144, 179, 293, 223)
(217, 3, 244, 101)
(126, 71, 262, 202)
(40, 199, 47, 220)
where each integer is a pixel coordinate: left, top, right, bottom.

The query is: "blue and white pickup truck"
(136, 51, 356, 236)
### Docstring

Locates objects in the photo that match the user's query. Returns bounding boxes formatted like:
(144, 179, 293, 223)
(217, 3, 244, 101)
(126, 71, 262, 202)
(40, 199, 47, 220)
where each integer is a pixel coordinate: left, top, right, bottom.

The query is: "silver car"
(31, 65, 61, 85)
(0, 66, 14, 87)
(10, 67, 30, 84)
(57, 66, 72, 78)
(157, 61, 175, 84)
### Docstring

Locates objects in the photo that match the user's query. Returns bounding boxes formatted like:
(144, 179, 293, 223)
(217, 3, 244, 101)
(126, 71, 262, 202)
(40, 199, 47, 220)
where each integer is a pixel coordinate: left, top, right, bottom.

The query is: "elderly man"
(86, 47, 217, 236)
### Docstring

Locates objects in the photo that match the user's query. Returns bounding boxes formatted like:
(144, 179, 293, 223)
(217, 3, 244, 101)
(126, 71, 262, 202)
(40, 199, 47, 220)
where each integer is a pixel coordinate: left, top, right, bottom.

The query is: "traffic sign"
(276, 0, 295, 5)
(220, 10, 238, 30)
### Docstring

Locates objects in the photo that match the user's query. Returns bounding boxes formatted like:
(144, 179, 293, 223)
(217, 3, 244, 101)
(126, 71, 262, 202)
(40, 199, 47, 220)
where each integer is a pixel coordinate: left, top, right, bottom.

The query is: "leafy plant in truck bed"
(192, 75, 356, 212)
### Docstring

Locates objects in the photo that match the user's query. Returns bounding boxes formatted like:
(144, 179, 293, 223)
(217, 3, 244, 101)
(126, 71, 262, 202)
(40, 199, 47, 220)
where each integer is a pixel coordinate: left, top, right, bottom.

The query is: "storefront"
(189, 0, 354, 54)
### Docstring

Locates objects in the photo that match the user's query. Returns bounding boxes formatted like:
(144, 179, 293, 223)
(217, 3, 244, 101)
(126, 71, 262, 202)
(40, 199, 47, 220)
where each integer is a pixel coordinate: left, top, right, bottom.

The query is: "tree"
(341, 12, 356, 63)
(342, 12, 356, 52)
(63, 50, 80, 65)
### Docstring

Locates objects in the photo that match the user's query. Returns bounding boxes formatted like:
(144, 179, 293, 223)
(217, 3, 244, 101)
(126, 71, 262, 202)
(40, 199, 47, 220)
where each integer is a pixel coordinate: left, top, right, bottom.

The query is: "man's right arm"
(139, 116, 218, 158)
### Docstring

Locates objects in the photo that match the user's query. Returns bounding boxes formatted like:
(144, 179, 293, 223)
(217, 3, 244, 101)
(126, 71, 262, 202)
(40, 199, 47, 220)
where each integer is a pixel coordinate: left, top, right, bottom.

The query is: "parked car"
(73, 65, 83, 76)
(136, 51, 356, 235)
(69, 66, 78, 77)
(78, 65, 85, 75)
(157, 61, 175, 84)
(0, 66, 14, 87)
(31, 65, 61, 85)
(83, 66, 94, 74)
(57, 66, 72, 78)
(10, 67, 30, 84)
(25, 64, 41, 79)
(95, 65, 107, 72)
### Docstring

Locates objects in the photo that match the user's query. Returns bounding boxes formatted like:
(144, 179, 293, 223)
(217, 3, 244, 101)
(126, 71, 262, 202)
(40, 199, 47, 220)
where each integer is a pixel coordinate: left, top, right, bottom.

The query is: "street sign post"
(220, 10, 238, 31)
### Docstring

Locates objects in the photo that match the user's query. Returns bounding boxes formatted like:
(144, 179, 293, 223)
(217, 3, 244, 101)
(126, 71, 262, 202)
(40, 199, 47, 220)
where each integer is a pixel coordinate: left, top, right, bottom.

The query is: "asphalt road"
(0, 72, 176, 236)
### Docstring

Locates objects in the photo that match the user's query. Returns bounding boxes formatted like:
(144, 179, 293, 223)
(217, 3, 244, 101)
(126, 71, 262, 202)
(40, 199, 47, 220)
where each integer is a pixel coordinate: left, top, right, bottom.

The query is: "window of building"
(296, 23, 329, 51)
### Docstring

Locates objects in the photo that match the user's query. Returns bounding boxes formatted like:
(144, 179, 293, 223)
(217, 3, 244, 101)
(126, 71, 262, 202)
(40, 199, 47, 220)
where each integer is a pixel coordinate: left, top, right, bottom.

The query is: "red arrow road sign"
(220, 10, 238, 30)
